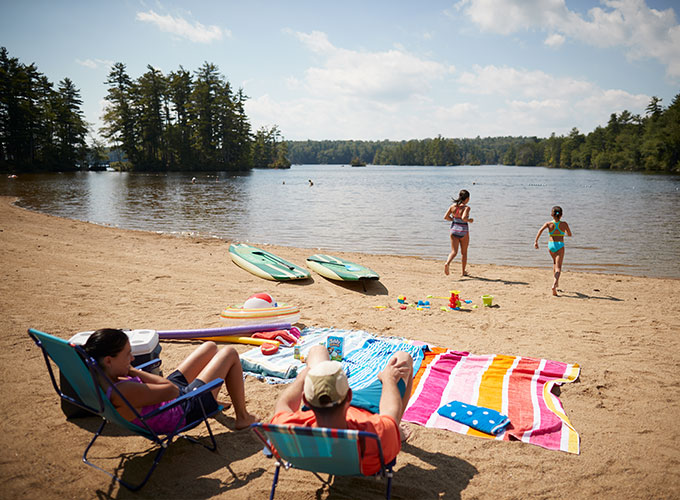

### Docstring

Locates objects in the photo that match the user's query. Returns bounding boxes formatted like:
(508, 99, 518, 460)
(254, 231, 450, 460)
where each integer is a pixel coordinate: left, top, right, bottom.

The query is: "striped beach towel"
(403, 349, 581, 454)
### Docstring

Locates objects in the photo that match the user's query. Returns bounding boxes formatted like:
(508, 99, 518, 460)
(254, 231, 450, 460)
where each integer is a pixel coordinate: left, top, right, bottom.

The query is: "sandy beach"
(1, 195, 679, 499)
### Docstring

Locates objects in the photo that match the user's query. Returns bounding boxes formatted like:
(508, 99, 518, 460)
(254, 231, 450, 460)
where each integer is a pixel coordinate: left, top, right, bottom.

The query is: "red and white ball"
(243, 293, 277, 309)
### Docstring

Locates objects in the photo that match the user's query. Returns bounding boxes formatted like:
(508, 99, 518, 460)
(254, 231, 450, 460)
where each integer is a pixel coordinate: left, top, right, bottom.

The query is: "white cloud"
(456, 0, 680, 79)
(135, 10, 228, 43)
(76, 58, 114, 70)
(544, 33, 565, 47)
(291, 30, 454, 103)
(457, 64, 594, 98)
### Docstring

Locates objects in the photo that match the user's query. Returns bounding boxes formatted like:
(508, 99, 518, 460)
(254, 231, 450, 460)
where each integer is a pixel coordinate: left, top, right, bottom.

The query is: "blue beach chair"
(28, 328, 224, 491)
(251, 422, 395, 499)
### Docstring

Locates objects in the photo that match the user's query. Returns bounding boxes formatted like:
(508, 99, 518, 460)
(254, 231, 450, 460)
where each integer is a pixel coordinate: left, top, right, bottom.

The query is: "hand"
(468, 218, 474, 223)
(534, 242, 539, 249)
(378, 356, 410, 385)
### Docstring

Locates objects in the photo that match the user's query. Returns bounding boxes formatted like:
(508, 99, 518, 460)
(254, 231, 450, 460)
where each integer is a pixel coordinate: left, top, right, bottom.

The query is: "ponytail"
(551, 206, 563, 219)
(453, 189, 470, 205)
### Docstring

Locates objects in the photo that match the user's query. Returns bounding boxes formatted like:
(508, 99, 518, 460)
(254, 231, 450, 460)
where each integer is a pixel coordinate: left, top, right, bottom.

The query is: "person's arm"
(534, 222, 549, 248)
(443, 205, 454, 221)
(273, 366, 309, 415)
(112, 376, 180, 409)
(462, 206, 473, 223)
(377, 356, 410, 423)
(563, 221, 572, 237)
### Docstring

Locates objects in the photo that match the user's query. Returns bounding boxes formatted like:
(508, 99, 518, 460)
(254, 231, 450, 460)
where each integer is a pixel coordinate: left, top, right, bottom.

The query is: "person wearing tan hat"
(270, 344, 413, 475)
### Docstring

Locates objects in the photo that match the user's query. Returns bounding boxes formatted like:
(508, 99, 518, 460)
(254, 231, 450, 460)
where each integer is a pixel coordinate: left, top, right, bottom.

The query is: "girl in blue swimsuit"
(444, 189, 474, 276)
(534, 206, 572, 296)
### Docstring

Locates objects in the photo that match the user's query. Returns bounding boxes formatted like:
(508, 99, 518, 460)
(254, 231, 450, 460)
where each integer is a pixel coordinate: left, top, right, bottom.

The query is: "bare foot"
(552, 287, 558, 296)
(462, 271, 469, 277)
(444, 263, 450, 276)
(234, 412, 259, 430)
(399, 422, 413, 442)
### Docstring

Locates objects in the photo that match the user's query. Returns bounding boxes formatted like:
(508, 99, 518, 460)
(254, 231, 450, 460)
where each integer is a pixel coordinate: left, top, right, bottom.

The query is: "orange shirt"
(270, 406, 401, 475)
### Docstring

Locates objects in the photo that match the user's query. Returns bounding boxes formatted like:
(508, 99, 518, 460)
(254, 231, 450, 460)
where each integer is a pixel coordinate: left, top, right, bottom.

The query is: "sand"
(1, 195, 679, 499)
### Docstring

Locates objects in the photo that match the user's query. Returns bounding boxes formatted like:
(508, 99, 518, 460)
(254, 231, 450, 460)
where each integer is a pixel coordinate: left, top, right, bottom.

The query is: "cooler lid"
(69, 329, 159, 356)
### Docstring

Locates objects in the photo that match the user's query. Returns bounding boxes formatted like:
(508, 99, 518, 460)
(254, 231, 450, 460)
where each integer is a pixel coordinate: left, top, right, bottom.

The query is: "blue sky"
(2, 0, 679, 143)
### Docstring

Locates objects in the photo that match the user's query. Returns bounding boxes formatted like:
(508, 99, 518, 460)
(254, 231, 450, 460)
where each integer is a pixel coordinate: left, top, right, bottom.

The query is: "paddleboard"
(306, 254, 379, 281)
(229, 243, 310, 281)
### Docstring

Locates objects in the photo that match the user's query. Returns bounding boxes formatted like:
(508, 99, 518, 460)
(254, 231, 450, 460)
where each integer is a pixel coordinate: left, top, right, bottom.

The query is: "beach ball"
(243, 293, 277, 309)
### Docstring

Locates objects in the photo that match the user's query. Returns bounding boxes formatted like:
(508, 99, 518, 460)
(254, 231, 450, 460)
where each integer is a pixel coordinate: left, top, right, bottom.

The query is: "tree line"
(0, 48, 288, 172)
(101, 61, 289, 171)
(286, 94, 680, 172)
(0, 47, 88, 171)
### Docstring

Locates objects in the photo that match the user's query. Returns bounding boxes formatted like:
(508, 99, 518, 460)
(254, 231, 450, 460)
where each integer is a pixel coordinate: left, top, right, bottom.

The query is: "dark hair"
(453, 189, 470, 204)
(83, 328, 129, 362)
(551, 206, 563, 219)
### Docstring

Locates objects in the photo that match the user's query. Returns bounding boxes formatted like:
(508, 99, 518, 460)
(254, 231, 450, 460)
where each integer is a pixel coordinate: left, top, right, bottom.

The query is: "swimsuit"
(548, 220, 565, 253)
(450, 206, 469, 238)
(106, 370, 218, 434)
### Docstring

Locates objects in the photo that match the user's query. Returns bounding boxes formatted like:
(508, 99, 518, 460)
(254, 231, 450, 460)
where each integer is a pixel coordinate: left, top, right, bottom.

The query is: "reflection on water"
(2, 165, 679, 278)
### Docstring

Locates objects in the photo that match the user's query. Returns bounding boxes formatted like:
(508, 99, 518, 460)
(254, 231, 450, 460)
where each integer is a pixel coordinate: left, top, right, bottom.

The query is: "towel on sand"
(403, 349, 580, 454)
(437, 401, 510, 435)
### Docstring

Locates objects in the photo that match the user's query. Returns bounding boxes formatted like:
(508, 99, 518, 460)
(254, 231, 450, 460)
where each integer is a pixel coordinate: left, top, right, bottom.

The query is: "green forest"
(0, 48, 289, 172)
(287, 95, 680, 172)
(1, 46, 678, 173)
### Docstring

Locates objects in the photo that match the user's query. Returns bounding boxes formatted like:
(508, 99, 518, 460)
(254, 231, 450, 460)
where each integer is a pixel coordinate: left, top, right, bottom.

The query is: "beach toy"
(416, 300, 430, 310)
(397, 295, 407, 304)
(221, 293, 300, 325)
(194, 336, 281, 346)
(157, 322, 291, 340)
(399, 305, 407, 310)
(449, 290, 462, 309)
(482, 294, 494, 307)
(244, 293, 277, 309)
(260, 342, 279, 355)
(472, 305, 478, 309)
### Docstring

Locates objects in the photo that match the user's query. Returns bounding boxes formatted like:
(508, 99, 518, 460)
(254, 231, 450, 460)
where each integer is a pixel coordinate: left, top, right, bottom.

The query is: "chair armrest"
(135, 358, 162, 372)
(143, 378, 223, 418)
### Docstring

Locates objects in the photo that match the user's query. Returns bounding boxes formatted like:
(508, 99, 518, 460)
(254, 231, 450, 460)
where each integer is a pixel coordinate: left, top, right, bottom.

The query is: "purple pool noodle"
(157, 322, 292, 339)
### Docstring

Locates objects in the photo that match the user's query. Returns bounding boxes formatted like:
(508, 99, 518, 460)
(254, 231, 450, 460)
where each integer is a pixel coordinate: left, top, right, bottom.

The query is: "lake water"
(2, 165, 679, 278)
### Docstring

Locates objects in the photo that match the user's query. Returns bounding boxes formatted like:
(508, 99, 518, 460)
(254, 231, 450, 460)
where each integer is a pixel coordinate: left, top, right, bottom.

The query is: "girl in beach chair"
(534, 206, 573, 296)
(85, 328, 258, 432)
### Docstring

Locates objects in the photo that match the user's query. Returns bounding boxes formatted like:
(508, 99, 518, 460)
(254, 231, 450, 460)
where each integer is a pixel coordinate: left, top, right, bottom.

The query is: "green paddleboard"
(229, 243, 310, 281)
(306, 254, 379, 281)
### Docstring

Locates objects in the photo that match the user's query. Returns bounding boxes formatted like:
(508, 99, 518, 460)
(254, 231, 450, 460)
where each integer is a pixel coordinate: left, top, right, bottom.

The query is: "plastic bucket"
(481, 295, 494, 307)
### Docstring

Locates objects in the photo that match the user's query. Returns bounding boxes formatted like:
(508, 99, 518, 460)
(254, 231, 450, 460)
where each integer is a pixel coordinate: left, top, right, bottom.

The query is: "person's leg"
(549, 249, 559, 295)
(459, 234, 470, 276)
(389, 351, 414, 423)
(175, 341, 218, 383)
(553, 247, 565, 294)
(306, 343, 331, 368)
(196, 346, 257, 429)
(445, 235, 460, 275)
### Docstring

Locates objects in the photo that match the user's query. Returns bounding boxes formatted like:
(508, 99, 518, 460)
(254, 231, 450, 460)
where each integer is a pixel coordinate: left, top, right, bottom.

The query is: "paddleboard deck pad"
(306, 254, 379, 281)
(229, 243, 310, 281)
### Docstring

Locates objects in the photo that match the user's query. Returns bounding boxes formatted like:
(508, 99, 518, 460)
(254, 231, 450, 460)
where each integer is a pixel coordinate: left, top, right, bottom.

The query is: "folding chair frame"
(251, 422, 394, 500)
(29, 328, 223, 491)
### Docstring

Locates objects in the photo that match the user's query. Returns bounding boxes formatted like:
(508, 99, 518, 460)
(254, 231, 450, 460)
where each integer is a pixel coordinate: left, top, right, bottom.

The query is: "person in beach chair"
(255, 344, 413, 498)
(28, 328, 257, 491)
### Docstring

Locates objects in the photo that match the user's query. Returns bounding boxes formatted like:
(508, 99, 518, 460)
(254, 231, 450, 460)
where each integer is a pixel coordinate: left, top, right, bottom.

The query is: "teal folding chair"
(251, 422, 395, 499)
(28, 328, 224, 491)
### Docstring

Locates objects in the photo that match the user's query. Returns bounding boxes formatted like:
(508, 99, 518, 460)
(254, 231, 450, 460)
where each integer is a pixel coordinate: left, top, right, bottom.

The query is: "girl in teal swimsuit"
(534, 206, 572, 296)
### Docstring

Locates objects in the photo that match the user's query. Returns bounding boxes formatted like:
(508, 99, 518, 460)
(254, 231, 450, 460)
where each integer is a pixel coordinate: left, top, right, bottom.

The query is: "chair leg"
(385, 469, 393, 500)
(270, 462, 281, 500)
(81, 419, 168, 491)
(179, 416, 218, 451)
